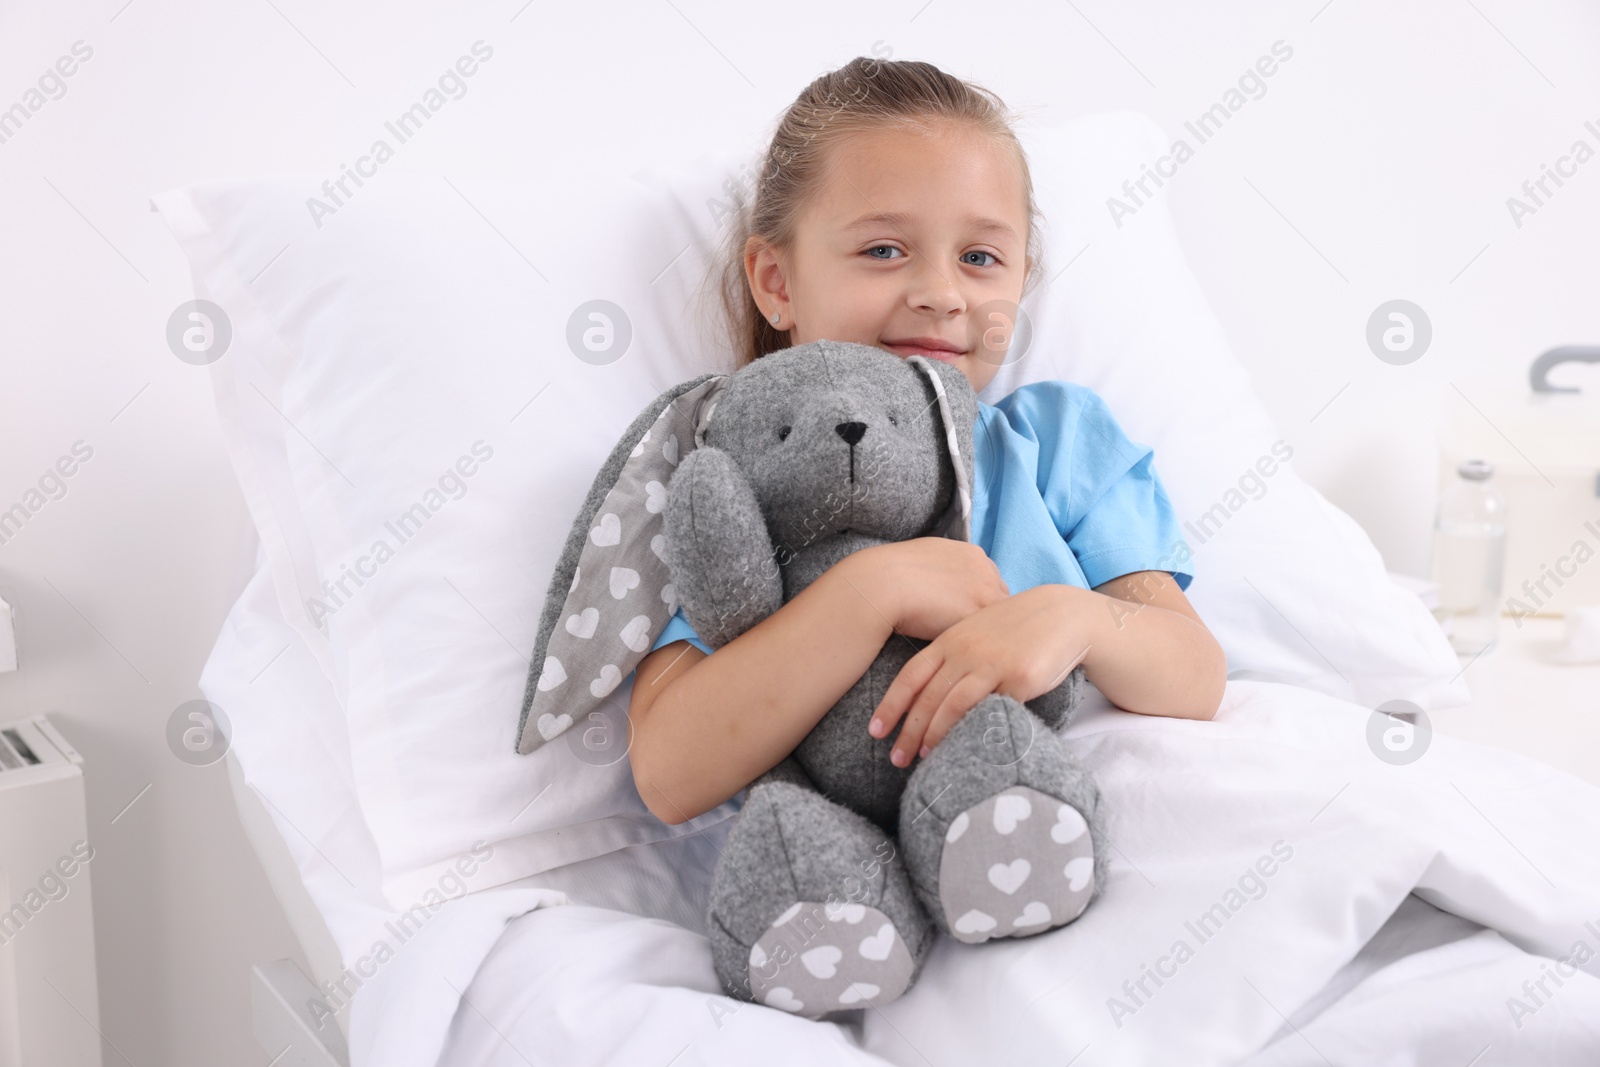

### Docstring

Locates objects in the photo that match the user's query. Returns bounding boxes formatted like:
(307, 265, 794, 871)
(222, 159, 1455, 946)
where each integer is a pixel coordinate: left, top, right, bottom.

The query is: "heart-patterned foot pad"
(746, 899, 917, 1018)
(938, 786, 1096, 944)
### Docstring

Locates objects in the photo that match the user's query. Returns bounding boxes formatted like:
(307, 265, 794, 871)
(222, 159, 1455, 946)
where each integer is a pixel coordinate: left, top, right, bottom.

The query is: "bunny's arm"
(662, 446, 785, 650)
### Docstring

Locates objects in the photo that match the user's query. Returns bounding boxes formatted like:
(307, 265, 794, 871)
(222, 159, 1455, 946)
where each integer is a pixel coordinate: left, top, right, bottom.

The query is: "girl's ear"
(516, 373, 729, 755)
(907, 355, 975, 543)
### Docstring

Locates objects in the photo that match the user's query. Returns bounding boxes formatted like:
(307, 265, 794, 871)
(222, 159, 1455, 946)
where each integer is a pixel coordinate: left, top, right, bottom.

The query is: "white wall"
(0, 0, 1594, 1062)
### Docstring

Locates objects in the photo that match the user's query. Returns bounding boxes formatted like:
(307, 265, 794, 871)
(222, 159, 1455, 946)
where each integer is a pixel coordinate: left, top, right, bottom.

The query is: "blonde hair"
(703, 56, 1045, 369)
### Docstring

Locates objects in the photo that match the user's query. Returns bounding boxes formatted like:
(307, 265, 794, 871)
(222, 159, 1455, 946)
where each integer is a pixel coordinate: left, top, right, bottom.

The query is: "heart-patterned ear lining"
(516, 373, 728, 755)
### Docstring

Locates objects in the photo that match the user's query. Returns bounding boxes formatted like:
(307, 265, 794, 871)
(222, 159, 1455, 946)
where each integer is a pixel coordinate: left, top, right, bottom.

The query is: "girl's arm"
(1081, 570, 1226, 719)
(627, 556, 892, 825)
(868, 570, 1227, 768)
(628, 538, 1010, 825)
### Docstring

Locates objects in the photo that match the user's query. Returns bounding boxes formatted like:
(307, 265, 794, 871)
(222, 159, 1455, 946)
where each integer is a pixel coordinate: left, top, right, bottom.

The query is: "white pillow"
(157, 110, 1464, 905)
(157, 167, 745, 908)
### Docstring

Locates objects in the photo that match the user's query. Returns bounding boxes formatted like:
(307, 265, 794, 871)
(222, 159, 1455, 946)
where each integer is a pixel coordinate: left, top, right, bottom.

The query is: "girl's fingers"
(890, 660, 967, 767)
(870, 646, 944, 740)
(922, 673, 996, 753)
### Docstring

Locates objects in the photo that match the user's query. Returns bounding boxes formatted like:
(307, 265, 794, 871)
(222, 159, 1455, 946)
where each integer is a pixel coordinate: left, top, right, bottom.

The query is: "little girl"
(628, 57, 1226, 831)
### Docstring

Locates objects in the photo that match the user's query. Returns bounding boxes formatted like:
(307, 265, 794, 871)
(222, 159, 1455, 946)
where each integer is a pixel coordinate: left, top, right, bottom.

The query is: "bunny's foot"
(706, 761, 933, 1019)
(934, 785, 1095, 942)
(898, 694, 1109, 945)
(744, 897, 917, 1016)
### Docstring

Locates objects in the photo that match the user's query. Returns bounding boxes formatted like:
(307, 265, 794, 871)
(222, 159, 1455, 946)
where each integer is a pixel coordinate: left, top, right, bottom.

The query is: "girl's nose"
(835, 421, 867, 446)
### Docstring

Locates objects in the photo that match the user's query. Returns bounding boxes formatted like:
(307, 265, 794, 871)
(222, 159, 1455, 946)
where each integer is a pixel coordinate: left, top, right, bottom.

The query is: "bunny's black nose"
(835, 421, 867, 446)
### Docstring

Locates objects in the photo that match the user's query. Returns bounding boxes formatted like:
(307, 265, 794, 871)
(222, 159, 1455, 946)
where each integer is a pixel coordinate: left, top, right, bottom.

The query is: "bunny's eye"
(778, 425, 791, 441)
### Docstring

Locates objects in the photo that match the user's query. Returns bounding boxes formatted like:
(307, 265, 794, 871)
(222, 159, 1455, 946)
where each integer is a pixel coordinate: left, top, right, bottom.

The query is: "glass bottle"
(1430, 459, 1509, 657)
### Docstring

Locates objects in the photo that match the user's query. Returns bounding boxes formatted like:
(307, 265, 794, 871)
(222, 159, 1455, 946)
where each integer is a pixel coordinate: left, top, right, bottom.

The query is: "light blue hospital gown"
(636, 379, 1194, 662)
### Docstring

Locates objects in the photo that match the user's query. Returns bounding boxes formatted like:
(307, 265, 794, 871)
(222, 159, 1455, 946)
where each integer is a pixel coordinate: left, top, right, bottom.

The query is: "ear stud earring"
(770, 311, 781, 324)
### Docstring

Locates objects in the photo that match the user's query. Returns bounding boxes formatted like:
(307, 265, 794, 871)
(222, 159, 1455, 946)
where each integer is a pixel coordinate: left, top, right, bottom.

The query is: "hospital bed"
(168, 111, 1600, 1065)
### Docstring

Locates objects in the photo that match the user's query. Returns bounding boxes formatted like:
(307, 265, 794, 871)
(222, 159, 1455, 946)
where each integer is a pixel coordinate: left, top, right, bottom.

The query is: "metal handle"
(1529, 345, 1600, 394)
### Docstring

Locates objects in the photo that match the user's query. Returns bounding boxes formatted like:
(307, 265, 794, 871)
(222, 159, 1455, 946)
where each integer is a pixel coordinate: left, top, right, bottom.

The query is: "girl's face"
(746, 121, 1031, 396)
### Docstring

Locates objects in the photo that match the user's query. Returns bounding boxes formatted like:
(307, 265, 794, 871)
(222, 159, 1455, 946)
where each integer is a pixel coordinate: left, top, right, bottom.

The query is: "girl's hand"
(854, 537, 1011, 642)
(867, 585, 1098, 768)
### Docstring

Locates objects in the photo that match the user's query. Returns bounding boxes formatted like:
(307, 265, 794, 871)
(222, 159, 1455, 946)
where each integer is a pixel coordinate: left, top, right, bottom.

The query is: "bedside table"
(0, 716, 103, 1066)
(1429, 616, 1600, 788)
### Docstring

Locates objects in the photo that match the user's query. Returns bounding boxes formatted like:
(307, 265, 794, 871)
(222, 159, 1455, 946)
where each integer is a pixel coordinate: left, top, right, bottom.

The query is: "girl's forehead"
(804, 125, 1027, 235)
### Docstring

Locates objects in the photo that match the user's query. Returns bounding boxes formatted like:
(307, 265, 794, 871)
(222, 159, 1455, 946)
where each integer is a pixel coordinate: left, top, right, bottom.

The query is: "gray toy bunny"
(516, 339, 1109, 1019)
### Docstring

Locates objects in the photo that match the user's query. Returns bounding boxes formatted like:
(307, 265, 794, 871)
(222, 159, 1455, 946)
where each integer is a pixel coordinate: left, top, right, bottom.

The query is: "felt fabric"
(710, 683, 1107, 1019)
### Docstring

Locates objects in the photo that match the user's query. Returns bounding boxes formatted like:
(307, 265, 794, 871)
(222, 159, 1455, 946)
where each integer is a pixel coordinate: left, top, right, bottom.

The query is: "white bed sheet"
(348, 680, 1600, 1067)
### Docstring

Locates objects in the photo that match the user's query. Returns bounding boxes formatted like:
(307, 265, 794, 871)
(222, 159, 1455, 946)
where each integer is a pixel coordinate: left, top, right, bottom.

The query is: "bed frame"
(226, 750, 350, 1066)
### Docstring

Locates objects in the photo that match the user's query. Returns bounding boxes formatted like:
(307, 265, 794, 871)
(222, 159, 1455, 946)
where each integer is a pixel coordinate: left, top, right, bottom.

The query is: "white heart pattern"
(629, 429, 650, 458)
(609, 566, 639, 599)
(939, 787, 1095, 946)
(620, 615, 653, 653)
(993, 792, 1032, 834)
(1064, 856, 1094, 892)
(644, 480, 667, 514)
(838, 983, 880, 1005)
(650, 534, 668, 561)
(954, 909, 997, 936)
(536, 712, 572, 740)
(764, 987, 803, 1012)
(590, 664, 622, 698)
(660, 583, 678, 612)
(825, 901, 866, 924)
(536, 656, 567, 692)
(774, 902, 803, 926)
(801, 946, 841, 979)
(1052, 804, 1088, 844)
(663, 434, 679, 465)
(749, 943, 768, 968)
(565, 608, 599, 639)
(591, 512, 621, 547)
(858, 923, 895, 961)
(946, 811, 970, 844)
(988, 859, 1031, 895)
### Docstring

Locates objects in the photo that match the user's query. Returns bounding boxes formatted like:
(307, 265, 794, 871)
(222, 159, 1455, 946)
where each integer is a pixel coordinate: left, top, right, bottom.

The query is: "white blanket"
(350, 680, 1600, 1066)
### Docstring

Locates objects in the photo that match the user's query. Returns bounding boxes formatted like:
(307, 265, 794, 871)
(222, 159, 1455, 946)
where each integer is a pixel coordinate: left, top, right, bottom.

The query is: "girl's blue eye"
(865, 246, 997, 265)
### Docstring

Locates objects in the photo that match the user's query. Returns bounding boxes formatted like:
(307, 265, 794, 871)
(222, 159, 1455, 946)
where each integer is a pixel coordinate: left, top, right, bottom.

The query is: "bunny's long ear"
(906, 354, 975, 544)
(516, 372, 730, 755)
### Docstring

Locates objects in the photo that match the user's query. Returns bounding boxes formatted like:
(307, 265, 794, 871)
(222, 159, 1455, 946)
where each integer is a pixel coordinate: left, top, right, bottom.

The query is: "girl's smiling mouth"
(881, 337, 967, 361)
